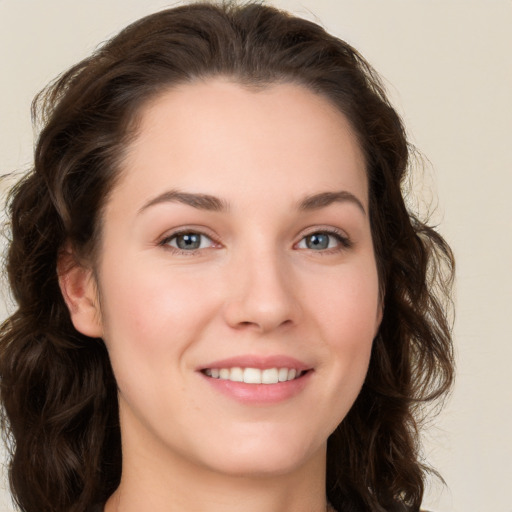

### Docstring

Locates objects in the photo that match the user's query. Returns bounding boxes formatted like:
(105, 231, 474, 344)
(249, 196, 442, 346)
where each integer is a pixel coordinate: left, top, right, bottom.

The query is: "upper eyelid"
(158, 226, 220, 244)
(297, 225, 350, 240)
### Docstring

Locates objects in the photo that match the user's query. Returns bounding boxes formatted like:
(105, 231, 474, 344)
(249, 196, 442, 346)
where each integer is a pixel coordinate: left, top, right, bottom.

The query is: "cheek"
(310, 262, 380, 384)
(96, 261, 222, 420)
(314, 263, 380, 338)
(97, 258, 221, 365)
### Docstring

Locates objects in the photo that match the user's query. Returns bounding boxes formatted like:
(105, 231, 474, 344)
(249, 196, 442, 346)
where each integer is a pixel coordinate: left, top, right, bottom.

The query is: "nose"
(222, 247, 301, 334)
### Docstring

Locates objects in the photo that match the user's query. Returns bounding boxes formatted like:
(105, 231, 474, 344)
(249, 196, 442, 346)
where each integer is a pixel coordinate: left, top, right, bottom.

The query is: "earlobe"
(57, 248, 103, 338)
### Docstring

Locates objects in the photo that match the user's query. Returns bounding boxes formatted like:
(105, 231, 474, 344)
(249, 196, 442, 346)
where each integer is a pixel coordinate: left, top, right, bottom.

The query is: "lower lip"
(200, 371, 312, 405)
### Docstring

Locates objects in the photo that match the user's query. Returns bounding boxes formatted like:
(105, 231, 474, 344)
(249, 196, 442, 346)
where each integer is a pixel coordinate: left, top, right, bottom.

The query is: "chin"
(195, 429, 325, 478)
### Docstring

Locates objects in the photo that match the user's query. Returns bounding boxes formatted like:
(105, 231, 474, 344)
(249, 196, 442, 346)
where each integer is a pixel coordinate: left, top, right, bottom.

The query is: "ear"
(57, 247, 103, 338)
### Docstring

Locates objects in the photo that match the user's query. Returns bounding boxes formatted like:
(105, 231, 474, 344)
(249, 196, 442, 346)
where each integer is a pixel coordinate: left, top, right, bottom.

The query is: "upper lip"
(198, 355, 312, 372)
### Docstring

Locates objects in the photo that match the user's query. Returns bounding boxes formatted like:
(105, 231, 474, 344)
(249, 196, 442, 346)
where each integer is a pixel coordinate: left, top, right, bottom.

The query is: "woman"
(0, 3, 454, 512)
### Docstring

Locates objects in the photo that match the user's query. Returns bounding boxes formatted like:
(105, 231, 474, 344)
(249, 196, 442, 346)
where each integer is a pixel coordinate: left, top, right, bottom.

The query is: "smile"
(202, 367, 304, 384)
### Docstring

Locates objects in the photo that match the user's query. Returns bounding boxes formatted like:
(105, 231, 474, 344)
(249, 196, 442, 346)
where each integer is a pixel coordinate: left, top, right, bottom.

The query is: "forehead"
(114, 78, 367, 212)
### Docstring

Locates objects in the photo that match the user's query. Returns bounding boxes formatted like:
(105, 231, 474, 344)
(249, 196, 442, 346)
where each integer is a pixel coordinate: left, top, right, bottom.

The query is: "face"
(71, 79, 381, 479)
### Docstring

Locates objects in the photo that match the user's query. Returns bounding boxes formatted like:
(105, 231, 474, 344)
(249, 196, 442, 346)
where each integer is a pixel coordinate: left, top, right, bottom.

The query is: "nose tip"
(222, 255, 300, 333)
(231, 300, 295, 333)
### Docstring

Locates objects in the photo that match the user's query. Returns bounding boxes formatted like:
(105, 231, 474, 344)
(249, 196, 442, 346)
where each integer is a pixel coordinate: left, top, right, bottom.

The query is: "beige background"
(0, 1, 511, 511)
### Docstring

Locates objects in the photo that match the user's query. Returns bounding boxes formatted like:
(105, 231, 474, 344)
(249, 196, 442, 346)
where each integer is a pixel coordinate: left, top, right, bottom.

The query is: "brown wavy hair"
(0, 3, 455, 512)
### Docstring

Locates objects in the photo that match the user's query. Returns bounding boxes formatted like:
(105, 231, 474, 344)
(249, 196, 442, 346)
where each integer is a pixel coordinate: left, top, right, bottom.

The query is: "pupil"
(177, 233, 200, 250)
(307, 233, 329, 249)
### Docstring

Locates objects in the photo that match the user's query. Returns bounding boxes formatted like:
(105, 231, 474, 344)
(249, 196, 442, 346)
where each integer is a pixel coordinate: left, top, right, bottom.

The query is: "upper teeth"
(204, 367, 302, 384)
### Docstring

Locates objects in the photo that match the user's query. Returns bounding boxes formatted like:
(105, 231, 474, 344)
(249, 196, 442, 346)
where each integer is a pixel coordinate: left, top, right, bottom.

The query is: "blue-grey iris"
(306, 233, 330, 250)
(176, 233, 202, 250)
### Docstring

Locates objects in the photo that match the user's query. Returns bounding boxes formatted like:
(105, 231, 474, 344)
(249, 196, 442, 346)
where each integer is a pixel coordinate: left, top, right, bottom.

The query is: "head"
(0, 3, 454, 512)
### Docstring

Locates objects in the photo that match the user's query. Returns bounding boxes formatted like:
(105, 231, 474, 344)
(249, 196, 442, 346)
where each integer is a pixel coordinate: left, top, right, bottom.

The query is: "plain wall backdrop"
(0, 1, 511, 511)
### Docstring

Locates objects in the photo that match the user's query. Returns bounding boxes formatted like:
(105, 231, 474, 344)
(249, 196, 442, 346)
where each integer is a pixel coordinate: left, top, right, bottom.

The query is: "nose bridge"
(223, 235, 299, 332)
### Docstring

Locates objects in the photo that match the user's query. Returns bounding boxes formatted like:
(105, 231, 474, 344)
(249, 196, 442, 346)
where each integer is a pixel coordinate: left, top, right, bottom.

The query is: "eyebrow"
(298, 191, 366, 215)
(138, 190, 229, 214)
(138, 189, 365, 215)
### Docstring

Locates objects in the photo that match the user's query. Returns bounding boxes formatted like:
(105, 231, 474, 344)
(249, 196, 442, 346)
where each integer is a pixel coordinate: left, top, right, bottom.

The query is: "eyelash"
(158, 229, 219, 256)
(158, 227, 352, 255)
(297, 228, 353, 253)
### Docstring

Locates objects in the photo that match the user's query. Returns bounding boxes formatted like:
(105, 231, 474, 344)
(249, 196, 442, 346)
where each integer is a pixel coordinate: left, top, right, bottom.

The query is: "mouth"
(201, 367, 308, 384)
(198, 355, 313, 403)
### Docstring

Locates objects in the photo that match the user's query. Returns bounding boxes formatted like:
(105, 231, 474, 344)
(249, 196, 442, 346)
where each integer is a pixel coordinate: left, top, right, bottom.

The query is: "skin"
(61, 79, 382, 512)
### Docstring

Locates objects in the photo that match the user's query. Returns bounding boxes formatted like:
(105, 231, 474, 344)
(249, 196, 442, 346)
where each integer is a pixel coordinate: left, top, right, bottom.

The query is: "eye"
(296, 231, 351, 251)
(162, 231, 215, 251)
